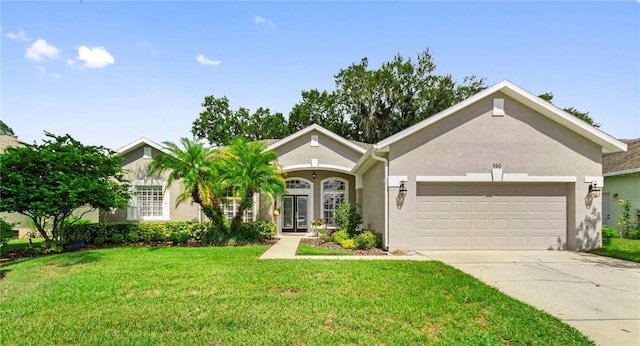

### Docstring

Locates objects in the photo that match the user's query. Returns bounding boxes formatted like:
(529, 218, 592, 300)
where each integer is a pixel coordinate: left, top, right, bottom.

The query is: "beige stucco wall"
(603, 175, 640, 230)
(275, 129, 362, 172)
(386, 91, 603, 251)
(361, 161, 386, 241)
(101, 145, 201, 223)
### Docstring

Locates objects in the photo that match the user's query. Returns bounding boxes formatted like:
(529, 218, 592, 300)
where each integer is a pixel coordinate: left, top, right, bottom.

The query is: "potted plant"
(273, 206, 281, 216)
(309, 217, 325, 236)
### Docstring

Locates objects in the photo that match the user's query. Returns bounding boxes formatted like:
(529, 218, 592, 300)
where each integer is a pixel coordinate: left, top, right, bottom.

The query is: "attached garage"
(415, 184, 567, 250)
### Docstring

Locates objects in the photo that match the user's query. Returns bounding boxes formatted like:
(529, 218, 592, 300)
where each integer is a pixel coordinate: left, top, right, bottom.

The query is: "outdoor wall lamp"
(399, 180, 407, 198)
(312, 171, 316, 180)
(588, 181, 601, 198)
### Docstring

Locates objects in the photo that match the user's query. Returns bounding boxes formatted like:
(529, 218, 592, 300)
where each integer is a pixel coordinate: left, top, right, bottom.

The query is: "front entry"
(282, 195, 308, 232)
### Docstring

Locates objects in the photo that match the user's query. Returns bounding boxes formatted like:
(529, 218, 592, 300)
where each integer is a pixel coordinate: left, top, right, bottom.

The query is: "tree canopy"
(192, 47, 599, 145)
(148, 137, 226, 228)
(0, 120, 16, 137)
(0, 132, 131, 245)
(538, 92, 600, 127)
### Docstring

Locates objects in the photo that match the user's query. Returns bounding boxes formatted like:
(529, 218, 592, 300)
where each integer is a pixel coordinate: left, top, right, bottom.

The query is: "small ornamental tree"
(0, 132, 131, 245)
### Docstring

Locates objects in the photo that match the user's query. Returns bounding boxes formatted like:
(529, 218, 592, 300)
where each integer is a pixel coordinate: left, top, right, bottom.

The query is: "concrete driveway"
(419, 251, 640, 346)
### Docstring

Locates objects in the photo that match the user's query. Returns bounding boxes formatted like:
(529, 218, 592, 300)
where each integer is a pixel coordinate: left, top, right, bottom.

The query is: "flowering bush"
(311, 218, 325, 227)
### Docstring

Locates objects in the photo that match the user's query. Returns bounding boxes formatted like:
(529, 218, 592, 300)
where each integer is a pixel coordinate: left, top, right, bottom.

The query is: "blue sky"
(2, 1, 639, 150)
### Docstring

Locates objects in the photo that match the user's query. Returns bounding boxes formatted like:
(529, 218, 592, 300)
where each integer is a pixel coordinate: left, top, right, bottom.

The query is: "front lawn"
(590, 238, 640, 262)
(0, 246, 593, 345)
(296, 243, 353, 256)
(2, 237, 46, 252)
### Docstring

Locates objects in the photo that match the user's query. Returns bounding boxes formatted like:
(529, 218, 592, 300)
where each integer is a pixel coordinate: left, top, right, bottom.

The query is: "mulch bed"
(300, 238, 387, 256)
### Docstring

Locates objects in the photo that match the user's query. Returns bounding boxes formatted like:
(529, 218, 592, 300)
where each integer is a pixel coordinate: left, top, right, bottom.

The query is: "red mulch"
(300, 238, 387, 256)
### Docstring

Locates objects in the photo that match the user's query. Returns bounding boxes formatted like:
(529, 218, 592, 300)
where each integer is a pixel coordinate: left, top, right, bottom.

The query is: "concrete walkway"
(420, 251, 640, 346)
(259, 235, 429, 260)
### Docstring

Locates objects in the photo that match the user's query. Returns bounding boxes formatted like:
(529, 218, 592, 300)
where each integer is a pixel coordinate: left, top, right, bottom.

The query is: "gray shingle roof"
(603, 138, 640, 175)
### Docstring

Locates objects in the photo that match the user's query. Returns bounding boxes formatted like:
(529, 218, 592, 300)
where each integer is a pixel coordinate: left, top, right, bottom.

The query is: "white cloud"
(196, 54, 221, 66)
(6, 29, 31, 41)
(254, 16, 276, 28)
(26, 39, 60, 61)
(75, 46, 115, 69)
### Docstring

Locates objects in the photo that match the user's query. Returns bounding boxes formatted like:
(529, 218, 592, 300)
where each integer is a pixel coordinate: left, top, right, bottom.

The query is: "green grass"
(590, 238, 640, 262)
(2, 238, 46, 252)
(296, 243, 353, 256)
(0, 246, 593, 345)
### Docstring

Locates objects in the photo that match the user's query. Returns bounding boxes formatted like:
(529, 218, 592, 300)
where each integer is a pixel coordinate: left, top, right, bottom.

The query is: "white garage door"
(416, 184, 566, 250)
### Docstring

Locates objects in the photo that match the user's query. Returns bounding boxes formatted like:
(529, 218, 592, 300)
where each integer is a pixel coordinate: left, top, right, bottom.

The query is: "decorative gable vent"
(143, 146, 152, 158)
(493, 98, 505, 116)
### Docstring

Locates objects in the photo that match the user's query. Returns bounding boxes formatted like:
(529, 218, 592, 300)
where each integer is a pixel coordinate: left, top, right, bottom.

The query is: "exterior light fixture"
(399, 180, 407, 198)
(588, 181, 601, 198)
(312, 172, 316, 180)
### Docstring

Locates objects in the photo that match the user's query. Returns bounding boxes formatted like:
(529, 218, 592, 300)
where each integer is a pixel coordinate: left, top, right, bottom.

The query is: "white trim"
(375, 80, 626, 154)
(604, 168, 640, 177)
(416, 173, 576, 183)
(127, 180, 170, 221)
(584, 176, 604, 187)
(282, 163, 354, 174)
(492, 168, 503, 182)
(416, 173, 492, 182)
(281, 178, 314, 233)
(116, 137, 170, 156)
(502, 174, 577, 182)
(492, 98, 505, 116)
(311, 158, 319, 167)
(317, 163, 354, 173)
(320, 177, 349, 227)
(282, 164, 312, 171)
(388, 175, 408, 187)
(267, 124, 366, 154)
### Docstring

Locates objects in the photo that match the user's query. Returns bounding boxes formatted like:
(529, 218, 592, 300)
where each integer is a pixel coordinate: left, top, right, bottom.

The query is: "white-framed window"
(322, 178, 347, 227)
(128, 180, 170, 221)
(143, 146, 152, 158)
(223, 189, 257, 222)
(286, 179, 311, 189)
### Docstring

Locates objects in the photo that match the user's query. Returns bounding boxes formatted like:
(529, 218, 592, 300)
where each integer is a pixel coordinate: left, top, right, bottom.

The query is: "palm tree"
(148, 138, 225, 227)
(220, 138, 286, 232)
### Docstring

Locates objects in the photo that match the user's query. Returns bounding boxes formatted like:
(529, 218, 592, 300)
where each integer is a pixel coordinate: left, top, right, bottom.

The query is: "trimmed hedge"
(66, 221, 277, 246)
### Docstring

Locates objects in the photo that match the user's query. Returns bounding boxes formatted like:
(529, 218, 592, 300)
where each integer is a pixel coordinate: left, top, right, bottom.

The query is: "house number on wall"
(492, 163, 502, 169)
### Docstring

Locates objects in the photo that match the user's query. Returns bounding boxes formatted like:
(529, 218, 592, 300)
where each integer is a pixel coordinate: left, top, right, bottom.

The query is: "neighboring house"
(602, 139, 640, 229)
(0, 134, 31, 237)
(112, 80, 627, 251)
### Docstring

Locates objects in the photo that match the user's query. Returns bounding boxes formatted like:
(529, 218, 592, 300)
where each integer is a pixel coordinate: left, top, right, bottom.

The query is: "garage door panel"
(415, 184, 566, 250)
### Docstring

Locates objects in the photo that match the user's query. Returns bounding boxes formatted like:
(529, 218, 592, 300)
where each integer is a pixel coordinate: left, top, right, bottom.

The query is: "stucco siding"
(103, 146, 201, 223)
(276, 130, 362, 172)
(361, 161, 386, 241)
(603, 175, 640, 230)
(386, 92, 603, 251)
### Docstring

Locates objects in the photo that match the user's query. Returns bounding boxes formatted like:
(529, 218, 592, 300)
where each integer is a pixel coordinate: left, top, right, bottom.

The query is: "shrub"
(340, 238, 355, 249)
(141, 232, 152, 242)
(319, 228, 334, 242)
(332, 229, 350, 245)
(170, 231, 190, 245)
(126, 231, 140, 243)
(0, 218, 18, 255)
(110, 233, 124, 244)
(601, 225, 619, 246)
(94, 237, 106, 246)
(628, 229, 640, 240)
(354, 231, 378, 250)
(334, 201, 363, 237)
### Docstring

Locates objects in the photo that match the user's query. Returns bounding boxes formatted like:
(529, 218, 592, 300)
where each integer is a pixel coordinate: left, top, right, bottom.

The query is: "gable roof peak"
(267, 124, 366, 154)
(374, 80, 626, 154)
(116, 137, 169, 156)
